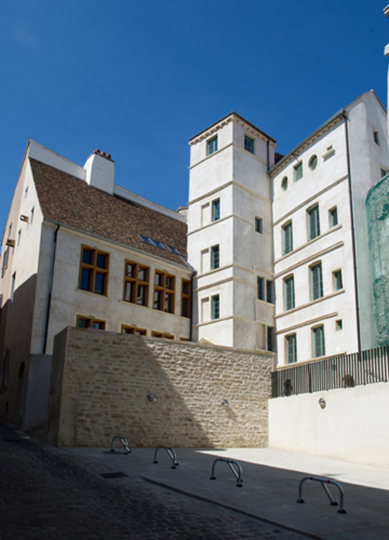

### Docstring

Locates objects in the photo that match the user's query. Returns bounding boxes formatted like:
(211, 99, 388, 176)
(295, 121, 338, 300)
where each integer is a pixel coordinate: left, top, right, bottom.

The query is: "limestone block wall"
(47, 327, 273, 448)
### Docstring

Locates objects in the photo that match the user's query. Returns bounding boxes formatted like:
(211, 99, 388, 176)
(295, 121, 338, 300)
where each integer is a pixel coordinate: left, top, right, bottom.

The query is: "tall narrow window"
(255, 217, 263, 234)
(244, 135, 255, 154)
(333, 270, 343, 291)
(124, 262, 149, 306)
(30, 207, 35, 227)
(267, 326, 274, 352)
(79, 246, 109, 295)
(308, 205, 320, 240)
(207, 136, 218, 156)
(257, 277, 264, 301)
(266, 280, 273, 304)
(211, 245, 220, 270)
(313, 325, 325, 358)
(282, 222, 293, 255)
(374, 131, 380, 145)
(154, 271, 175, 313)
(10, 272, 16, 301)
(284, 276, 295, 311)
(286, 334, 297, 364)
(212, 199, 220, 221)
(181, 279, 191, 318)
(294, 162, 303, 181)
(17, 229, 21, 247)
(311, 263, 323, 300)
(1, 247, 9, 278)
(211, 294, 220, 320)
(329, 207, 338, 227)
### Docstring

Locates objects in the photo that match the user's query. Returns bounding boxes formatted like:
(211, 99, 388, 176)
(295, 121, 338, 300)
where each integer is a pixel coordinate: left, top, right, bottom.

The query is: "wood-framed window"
(123, 261, 149, 306)
(181, 279, 191, 318)
(152, 331, 174, 339)
(76, 315, 106, 330)
(79, 245, 109, 295)
(121, 325, 147, 336)
(154, 271, 175, 313)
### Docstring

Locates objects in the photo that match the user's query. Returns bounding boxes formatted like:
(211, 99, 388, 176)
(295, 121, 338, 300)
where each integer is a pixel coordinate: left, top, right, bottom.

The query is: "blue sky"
(1, 0, 388, 234)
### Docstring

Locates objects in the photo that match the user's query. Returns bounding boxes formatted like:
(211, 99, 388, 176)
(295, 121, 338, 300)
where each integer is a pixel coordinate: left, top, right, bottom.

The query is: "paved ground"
(0, 420, 310, 540)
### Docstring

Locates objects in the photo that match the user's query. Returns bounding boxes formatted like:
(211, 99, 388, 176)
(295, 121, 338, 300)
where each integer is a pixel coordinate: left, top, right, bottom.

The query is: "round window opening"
(309, 155, 318, 171)
(281, 177, 288, 191)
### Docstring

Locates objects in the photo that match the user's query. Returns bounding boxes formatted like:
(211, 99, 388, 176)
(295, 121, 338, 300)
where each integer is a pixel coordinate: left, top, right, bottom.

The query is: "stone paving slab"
(61, 446, 389, 540)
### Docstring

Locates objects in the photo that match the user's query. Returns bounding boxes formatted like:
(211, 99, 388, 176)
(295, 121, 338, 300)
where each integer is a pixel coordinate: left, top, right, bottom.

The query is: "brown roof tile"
(30, 158, 190, 269)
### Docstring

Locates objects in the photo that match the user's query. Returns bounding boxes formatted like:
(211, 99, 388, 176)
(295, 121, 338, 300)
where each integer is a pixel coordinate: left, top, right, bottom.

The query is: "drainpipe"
(341, 110, 362, 354)
(43, 224, 60, 354)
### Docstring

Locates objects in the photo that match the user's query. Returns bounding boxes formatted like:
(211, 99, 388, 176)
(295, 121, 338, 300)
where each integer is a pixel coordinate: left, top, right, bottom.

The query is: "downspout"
(43, 224, 60, 354)
(341, 110, 362, 354)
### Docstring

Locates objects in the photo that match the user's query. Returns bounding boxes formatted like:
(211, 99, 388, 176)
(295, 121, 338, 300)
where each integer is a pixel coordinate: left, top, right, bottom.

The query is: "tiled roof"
(30, 158, 190, 269)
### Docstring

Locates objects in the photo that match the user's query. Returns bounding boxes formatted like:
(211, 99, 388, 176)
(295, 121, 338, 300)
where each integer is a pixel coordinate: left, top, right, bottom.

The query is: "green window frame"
(311, 263, 323, 300)
(255, 217, 263, 234)
(284, 276, 295, 311)
(212, 199, 220, 221)
(257, 276, 264, 300)
(329, 207, 338, 227)
(313, 325, 325, 358)
(244, 135, 255, 154)
(211, 245, 220, 270)
(207, 136, 218, 156)
(294, 162, 303, 182)
(211, 294, 220, 320)
(282, 222, 293, 255)
(333, 270, 343, 291)
(266, 280, 273, 304)
(286, 334, 297, 364)
(308, 205, 320, 240)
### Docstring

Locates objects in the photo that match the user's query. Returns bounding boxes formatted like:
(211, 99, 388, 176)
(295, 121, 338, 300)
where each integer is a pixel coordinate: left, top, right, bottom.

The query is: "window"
(333, 270, 343, 291)
(77, 316, 105, 329)
(311, 263, 323, 300)
(207, 136, 218, 156)
(79, 246, 109, 295)
(17, 229, 21, 247)
(30, 207, 35, 227)
(257, 277, 264, 301)
(284, 276, 295, 311)
(282, 222, 293, 255)
(266, 280, 273, 304)
(309, 155, 318, 171)
(212, 199, 220, 221)
(294, 162, 303, 182)
(255, 217, 263, 234)
(10, 272, 16, 301)
(152, 331, 174, 339)
(0, 348, 10, 392)
(336, 319, 343, 331)
(181, 279, 191, 318)
(281, 177, 288, 192)
(122, 325, 147, 336)
(329, 207, 338, 227)
(267, 326, 274, 352)
(211, 294, 220, 320)
(1, 247, 9, 278)
(211, 245, 220, 270)
(381, 167, 387, 178)
(308, 205, 320, 240)
(124, 262, 149, 306)
(154, 271, 175, 313)
(313, 325, 325, 358)
(244, 135, 255, 154)
(286, 334, 297, 364)
(374, 131, 380, 145)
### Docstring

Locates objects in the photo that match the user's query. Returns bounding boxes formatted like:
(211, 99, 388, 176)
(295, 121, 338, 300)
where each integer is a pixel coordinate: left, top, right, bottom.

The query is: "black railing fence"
(271, 345, 389, 398)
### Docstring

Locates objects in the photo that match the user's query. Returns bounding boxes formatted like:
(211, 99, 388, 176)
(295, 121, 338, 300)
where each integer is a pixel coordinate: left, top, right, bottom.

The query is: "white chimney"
(84, 150, 114, 195)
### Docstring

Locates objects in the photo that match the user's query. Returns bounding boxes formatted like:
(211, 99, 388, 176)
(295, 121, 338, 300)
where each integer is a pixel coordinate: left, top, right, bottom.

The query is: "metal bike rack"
(153, 446, 179, 469)
(210, 458, 243, 487)
(297, 476, 346, 514)
(109, 435, 131, 455)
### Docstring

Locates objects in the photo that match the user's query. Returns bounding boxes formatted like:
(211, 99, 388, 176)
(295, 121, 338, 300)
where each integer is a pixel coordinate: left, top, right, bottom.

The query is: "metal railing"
(272, 345, 389, 398)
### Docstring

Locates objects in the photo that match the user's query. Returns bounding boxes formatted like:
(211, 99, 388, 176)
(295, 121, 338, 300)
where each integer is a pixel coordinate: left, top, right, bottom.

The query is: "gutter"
(43, 224, 60, 354)
(341, 110, 362, 354)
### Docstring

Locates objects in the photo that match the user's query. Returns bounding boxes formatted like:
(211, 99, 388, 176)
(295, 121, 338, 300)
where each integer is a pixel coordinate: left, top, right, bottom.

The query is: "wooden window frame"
(181, 279, 191, 318)
(123, 261, 149, 306)
(153, 271, 175, 313)
(76, 315, 106, 330)
(121, 325, 147, 336)
(152, 331, 174, 339)
(79, 245, 109, 296)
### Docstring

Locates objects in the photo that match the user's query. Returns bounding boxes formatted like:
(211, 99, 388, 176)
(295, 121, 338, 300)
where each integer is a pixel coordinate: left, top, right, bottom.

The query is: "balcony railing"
(271, 346, 389, 398)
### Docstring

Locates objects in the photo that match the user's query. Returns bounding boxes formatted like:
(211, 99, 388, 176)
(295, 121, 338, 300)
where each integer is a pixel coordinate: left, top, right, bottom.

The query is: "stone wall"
(46, 327, 273, 448)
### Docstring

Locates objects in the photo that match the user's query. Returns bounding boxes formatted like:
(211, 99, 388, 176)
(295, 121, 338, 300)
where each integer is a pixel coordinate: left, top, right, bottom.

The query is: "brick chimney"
(84, 149, 115, 195)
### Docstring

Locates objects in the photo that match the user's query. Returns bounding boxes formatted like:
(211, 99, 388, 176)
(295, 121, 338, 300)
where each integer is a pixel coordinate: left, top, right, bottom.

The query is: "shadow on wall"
(46, 327, 272, 448)
(0, 274, 38, 427)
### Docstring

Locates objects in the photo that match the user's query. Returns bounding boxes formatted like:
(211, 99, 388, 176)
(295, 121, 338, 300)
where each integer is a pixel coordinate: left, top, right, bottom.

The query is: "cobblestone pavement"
(0, 420, 313, 540)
